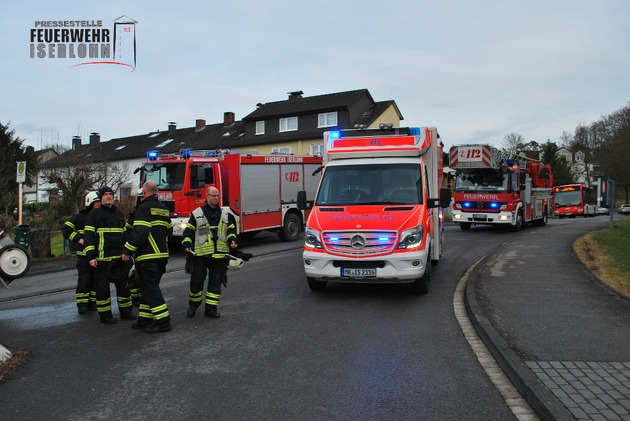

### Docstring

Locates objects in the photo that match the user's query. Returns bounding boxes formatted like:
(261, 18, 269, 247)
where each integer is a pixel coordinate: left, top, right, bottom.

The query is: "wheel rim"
(0, 247, 29, 277)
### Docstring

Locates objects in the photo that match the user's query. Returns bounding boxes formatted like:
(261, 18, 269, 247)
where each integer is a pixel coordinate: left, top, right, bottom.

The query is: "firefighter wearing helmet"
(61, 191, 101, 314)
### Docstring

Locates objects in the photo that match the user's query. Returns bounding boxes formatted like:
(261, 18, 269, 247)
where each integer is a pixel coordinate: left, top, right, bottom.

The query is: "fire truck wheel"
(307, 277, 327, 291)
(459, 222, 472, 231)
(511, 210, 523, 232)
(411, 253, 431, 294)
(0, 244, 31, 280)
(535, 208, 548, 226)
(279, 213, 302, 242)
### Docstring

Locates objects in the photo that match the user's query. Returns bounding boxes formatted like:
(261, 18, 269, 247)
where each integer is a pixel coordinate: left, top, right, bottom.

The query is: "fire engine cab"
(449, 144, 553, 231)
(138, 149, 322, 242)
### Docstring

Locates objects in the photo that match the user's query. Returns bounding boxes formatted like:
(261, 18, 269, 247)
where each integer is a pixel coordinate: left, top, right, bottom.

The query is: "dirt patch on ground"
(0, 349, 29, 381)
(574, 234, 630, 299)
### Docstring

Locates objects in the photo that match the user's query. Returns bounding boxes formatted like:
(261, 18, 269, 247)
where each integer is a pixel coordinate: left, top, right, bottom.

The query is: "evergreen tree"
(0, 122, 39, 217)
(541, 141, 573, 185)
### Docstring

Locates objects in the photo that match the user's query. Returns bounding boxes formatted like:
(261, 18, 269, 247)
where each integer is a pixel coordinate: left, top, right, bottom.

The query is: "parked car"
(597, 207, 610, 215)
(619, 204, 630, 215)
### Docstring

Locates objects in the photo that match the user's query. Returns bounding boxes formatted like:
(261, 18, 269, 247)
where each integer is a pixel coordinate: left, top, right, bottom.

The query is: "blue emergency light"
(329, 131, 341, 140)
(408, 127, 421, 135)
(147, 150, 159, 160)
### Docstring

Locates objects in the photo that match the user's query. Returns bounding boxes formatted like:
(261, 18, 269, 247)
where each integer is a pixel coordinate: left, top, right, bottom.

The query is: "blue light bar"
(409, 127, 421, 135)
(329, 131, 341, 140)
(147, 150, 159, 160)
(181, 149, 191, 159)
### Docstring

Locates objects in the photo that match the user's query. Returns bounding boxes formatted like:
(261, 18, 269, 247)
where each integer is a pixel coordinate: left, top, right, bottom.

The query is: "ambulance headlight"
(304, 226, 322, 249)
(397, 226, 423, 249)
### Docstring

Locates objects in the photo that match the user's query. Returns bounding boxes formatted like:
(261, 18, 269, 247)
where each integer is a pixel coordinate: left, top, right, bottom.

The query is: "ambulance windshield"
(143, 163, 186, 191)
(316, 164, 422, 205)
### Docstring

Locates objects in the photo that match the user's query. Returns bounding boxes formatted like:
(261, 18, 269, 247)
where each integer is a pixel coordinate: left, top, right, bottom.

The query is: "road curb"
(464, 254, 575, 421)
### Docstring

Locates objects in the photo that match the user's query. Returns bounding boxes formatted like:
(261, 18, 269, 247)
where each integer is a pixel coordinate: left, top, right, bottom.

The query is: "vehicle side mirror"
(440, 188, 452, 208)
(297, 190, 310, 210)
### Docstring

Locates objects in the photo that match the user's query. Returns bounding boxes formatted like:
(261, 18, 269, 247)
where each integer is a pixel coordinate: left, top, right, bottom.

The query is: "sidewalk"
(465, 219, 630, 421)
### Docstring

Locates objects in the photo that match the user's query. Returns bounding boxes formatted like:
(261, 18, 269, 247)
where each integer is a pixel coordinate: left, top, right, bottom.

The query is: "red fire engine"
(449, 144, 553, 231)
(139, 149, 322, 242)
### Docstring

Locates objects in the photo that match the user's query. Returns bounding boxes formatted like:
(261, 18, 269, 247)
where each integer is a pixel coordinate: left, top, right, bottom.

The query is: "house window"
(318, 112, 337, 128)
(279, 117, 298, 132)
(272, 146, 291, 154)
(311, 143, 324, 156)
(256, 121, 265, 135)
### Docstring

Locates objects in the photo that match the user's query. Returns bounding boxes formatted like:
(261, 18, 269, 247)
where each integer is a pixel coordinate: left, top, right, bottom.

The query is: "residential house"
(36, 88, 402, 206)
(555, 147, 600, 187)
(241, 89, 403, 156)
(23, 148, 58, 203)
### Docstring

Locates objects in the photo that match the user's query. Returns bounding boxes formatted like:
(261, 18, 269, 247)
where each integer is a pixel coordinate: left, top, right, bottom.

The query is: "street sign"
(16, 161, 26, 183)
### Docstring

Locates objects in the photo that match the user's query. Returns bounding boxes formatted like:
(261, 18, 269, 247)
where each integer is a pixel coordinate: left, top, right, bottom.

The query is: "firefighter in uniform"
(182, 186, 238, 319)
(122, 180, 173, 333)
(84, 186, 136, 325)
(61, 191, 101, 314)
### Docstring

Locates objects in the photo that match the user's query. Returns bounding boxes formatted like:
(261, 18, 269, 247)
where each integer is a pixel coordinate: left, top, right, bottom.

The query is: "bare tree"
(501, 133, 525, 156)
(559, 131, 573, 148)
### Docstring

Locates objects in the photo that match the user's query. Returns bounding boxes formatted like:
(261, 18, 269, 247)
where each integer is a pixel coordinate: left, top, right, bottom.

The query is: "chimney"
(224, 112, 235, 126)
(72, 136, 81, 150)
(195, 119, 206, 131)
(89, 133, 100, 145)
(168, 122, 177, 135)
(288, 90, 304, 100)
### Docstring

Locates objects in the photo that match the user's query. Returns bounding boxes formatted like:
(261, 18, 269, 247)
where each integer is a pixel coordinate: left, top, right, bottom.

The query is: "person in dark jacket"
(182, 186, 238, 319)
(122, 180, 173, 333)
(61, 191, 101, 314)
(84, 186, 136, 325)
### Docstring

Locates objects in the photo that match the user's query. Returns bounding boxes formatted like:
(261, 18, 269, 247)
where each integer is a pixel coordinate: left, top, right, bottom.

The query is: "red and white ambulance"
(297, 125, 451, 293)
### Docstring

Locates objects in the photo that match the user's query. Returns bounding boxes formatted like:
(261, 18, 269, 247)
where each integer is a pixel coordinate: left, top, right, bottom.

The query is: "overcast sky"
(1, 0, 629, 152)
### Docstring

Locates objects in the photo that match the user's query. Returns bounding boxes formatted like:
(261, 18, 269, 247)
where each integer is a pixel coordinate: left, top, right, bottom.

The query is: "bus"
(553, 184, 597, 218)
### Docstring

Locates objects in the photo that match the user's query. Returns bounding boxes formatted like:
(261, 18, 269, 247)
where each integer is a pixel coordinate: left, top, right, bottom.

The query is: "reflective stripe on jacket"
(181, 204, 237, 258)
(124, 195, 172, 262)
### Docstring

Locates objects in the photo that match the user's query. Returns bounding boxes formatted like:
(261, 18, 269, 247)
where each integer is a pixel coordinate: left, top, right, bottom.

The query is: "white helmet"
(85, 191, 100, 208)
(227, 255, 244, 271)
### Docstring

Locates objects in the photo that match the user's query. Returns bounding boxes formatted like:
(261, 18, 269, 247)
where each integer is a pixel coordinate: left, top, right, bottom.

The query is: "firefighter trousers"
(75, 256, 96, 311)
(94, 261, 133, 320)
(135, 259, 170, 327)
(188, 257, 227, 311)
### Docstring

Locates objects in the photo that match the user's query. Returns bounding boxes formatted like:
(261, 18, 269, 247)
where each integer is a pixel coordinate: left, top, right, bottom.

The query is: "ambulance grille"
(322, 231, 398, 255)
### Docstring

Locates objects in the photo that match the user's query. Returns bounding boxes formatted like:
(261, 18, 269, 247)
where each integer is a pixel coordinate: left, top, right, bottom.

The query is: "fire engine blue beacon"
(329, 131, 341, 140)
(147, 150, 159, 160)
(409, 127, 421, 135)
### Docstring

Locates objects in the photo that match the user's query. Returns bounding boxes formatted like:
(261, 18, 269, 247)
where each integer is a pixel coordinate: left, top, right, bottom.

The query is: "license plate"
(473, 214, 487, 219)
(341, 268, 376, 277)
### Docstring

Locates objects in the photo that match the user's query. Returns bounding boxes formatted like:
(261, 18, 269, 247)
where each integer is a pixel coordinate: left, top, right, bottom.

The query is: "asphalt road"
(0, 217, 621, 420)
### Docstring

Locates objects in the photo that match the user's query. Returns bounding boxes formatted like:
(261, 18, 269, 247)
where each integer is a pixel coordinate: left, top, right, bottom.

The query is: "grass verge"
(574, 219, 630, 299)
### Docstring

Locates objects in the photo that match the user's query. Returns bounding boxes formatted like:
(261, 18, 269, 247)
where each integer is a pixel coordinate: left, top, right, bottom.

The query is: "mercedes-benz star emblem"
(350, 235, 366, 249)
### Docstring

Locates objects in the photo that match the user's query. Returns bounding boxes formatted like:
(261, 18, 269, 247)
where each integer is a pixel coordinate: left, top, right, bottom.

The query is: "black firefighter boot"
(205, 305, 220, 319)
(186, 305, 198, 318)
